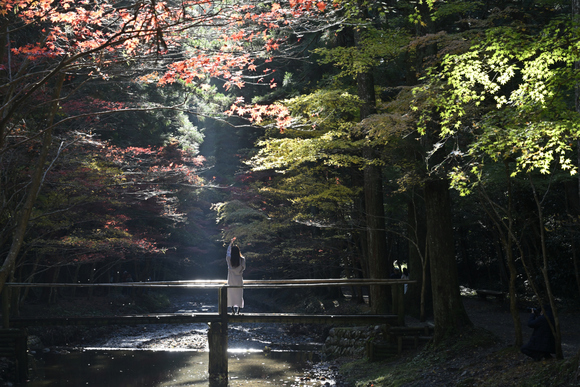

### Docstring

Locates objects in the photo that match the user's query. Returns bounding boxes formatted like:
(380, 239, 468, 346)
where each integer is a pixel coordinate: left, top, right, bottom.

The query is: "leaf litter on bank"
(339, 326, 580, 387)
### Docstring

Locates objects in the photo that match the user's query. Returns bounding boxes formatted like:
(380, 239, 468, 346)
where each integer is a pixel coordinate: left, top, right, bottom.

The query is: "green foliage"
(87, 81, 205, 149)
(356, 87, 416, 142)
(418, 16, 580, 194)
(215, 199, 268, 227)
(249, 88, 365, 170)
(175, 111, 204, 152)
(251, 130, 364, 171)
(315, 28, 409, 78)
(214, 198, 283, 250)
(260, 165, 359, 225)
(431, 1, 484, 21)
(285, 88, 362, 130)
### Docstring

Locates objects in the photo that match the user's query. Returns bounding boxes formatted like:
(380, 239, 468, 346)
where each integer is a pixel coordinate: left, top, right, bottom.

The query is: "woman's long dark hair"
(231, 245, 241, 268)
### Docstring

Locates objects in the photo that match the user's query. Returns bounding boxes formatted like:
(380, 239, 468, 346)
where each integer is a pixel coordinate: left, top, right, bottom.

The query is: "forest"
(1, 0, 580, 375)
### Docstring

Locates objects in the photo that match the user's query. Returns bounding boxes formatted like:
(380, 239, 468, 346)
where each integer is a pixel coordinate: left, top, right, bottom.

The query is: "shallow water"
(26, 349, 333, 387)
(24, 291, 340, 386)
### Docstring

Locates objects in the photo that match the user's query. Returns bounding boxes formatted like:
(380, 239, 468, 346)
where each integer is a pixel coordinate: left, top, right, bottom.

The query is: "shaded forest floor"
(336, 295, 580, 387)
(237, 287, 580, 386)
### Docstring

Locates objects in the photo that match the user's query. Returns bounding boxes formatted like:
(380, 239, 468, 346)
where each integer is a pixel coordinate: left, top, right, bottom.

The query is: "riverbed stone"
(28, 335, 43, 350)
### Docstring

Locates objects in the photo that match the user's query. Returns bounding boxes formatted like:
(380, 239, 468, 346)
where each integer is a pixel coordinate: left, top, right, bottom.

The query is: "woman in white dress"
(226, 237, 246, 314)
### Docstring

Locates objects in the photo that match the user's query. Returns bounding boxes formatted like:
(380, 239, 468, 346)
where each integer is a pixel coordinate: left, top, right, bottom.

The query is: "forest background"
(1, 0, 580, 368)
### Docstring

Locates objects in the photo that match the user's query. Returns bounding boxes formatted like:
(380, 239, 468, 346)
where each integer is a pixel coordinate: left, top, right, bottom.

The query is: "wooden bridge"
(1, 279, 413, 383)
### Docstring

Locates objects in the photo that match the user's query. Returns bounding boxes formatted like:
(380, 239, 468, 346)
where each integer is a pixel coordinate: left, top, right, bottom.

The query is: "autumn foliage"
(0, 0, 329, 291)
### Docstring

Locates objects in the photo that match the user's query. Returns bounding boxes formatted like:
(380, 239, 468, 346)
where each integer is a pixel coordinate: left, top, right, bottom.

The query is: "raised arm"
(226, 237, 235, 262)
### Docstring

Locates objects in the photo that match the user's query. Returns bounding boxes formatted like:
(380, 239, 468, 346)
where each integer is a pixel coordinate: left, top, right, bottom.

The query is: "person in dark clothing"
(389, 267, 401, 279)
(520, 304, 556, 361)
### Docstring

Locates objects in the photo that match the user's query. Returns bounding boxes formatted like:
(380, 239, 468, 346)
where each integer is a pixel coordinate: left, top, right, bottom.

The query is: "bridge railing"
(2, 279, 414, 325)
(5, 278, 412, 287)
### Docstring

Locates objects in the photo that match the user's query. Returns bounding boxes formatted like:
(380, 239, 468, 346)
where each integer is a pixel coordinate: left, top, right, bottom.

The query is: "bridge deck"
(9, 313, 398, 327)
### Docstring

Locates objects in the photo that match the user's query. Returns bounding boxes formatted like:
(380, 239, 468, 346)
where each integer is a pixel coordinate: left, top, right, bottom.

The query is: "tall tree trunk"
(477, 160, 525, 346)
(420, 243, 430, 322)
(564, 182, 580, 298)
(357, 69, 389, 314)
(529, 177, 563, 359)
(351, 4, 390, 313)
(363, 156, 389, 313)
(406, 192, 431, 321)
(412, 0, 471, 337)
(351, 167, 368, 303)
(479, 188, 523, 347)
(504, 244, 522, 346)
(503, 165, 523, 346)
(424, 178, 472, 342)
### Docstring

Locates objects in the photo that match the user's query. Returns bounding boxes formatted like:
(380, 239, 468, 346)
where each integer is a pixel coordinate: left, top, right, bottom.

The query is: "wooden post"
(14, 330, 28, 382)
(397, 284, 405, 326)
(208, 286, 228, 383)
(218, 285, 228, 316)
(1, 289, 10, 328)
(366, 340, 373, 361)
(391, 284, 398, 317)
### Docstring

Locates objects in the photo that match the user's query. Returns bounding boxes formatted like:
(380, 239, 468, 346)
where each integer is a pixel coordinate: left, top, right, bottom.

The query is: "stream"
(23, 289, 348, 387)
